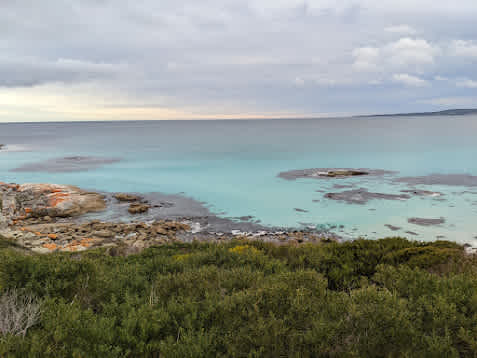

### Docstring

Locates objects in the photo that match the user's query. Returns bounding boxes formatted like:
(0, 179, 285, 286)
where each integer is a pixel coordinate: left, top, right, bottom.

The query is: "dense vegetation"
(0, 235, 476, 357)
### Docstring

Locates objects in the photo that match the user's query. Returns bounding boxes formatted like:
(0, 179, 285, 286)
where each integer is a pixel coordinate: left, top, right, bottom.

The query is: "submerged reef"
(11, 156, 121, 173)
(324, 188, 410, 205)
(394, 174, 477, 187)
(408, 217, 446, 227)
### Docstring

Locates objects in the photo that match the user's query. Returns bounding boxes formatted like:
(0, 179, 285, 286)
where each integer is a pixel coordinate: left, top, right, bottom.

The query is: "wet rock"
(324, 188, 410, 205)
(333, 184, 356, 189)
(114, 193, 141, 202)
(278, 168, 396, 181)
(294, 208, 309, 213)
(385, 224, 401, 231)
(128, 203, 150, 214)
(401, 189, 443, 197)
(408, 217, 445, 227)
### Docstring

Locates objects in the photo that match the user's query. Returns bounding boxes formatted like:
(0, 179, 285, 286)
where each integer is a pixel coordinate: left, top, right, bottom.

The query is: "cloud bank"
(1, 0, 477, 121)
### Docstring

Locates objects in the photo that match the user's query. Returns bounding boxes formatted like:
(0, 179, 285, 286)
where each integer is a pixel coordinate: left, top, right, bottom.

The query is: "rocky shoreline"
(0, 182, 335, 254)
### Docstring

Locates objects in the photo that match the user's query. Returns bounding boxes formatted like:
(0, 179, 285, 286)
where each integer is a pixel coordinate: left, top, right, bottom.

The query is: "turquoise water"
(1, 116, 477, 244)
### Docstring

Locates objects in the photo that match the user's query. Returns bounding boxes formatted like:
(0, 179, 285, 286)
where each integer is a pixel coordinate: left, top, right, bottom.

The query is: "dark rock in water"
(0, 144, 4, 150)
(128, 203, 150, 214)
(114, 193, 141, 202)
(294, 208, 309, 213)
(232, 216, 254, 222)
(385, 224, 401, 231)
(401, 189, 444, 197)
(317, 169, 368, 177)
(333, 183, 356, 189)
(11, 156, 120, 173)
(394, 174, 477, 187)
(408, 217, 445, 226)
(278, 168, 396, 181)
(405, 231, 419, 236)
(436, 235, 446, 239)
(324, 188, 410, 205)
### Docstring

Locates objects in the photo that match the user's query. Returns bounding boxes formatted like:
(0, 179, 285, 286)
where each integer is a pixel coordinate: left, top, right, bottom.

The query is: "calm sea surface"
(1, 115, 477, 244)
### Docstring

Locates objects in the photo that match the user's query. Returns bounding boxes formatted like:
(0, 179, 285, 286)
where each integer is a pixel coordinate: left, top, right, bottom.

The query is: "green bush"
(0, 237, 475, 357)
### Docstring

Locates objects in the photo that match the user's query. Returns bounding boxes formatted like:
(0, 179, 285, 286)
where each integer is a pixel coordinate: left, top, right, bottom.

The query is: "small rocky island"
(278, 168, 396, 180)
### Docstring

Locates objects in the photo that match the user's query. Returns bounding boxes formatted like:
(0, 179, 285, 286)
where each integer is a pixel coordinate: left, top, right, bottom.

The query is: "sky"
(1, 0, 477, 122)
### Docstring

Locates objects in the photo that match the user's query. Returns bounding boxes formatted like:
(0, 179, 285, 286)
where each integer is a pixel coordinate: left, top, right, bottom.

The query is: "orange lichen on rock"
(24, 208, 32, 214)
(42, 243, 58, 251)
(48, 192, 70, 207)
(35, 232, 43, 236)
(80, 238, 97, 247)
(47, 234, 58, 240)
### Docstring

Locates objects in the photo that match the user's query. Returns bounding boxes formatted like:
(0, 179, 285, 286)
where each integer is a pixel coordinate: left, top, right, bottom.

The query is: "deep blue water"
(1, 115, 477, 244)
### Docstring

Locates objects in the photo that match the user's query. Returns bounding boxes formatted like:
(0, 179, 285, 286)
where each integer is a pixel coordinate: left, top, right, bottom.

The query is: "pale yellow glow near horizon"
(0, 84, 325, 123)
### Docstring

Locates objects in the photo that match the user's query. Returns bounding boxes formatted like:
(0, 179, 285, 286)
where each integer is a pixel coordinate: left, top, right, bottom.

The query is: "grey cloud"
(1, 0, 477, 115)
(0, 57, 124, 87)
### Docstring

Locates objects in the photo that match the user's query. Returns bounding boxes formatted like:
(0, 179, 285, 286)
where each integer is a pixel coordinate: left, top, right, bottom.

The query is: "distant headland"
(357, 108, 477, 118)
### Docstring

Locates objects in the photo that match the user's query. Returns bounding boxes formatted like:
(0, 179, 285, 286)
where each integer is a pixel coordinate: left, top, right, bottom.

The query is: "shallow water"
(1, 115, 477, 245)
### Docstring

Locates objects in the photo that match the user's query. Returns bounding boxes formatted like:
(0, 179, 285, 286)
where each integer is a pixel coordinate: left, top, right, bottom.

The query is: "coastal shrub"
(0, 238, 476, 357)
(0, 289, 41, 338)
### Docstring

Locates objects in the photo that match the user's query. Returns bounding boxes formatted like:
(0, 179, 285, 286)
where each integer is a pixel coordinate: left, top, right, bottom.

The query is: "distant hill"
(358, 108, 477, 118)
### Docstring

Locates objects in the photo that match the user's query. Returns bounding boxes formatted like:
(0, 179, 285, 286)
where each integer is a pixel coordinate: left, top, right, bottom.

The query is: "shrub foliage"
(0, 237, 476, 357)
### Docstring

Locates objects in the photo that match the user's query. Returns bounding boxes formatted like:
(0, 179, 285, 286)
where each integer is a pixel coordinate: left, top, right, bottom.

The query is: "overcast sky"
(1, 0, 477, 121)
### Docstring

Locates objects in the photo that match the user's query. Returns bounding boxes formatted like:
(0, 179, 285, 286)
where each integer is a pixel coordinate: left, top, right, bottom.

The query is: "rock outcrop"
(114, 193, 142, 202)
(4, 220, 191, 254)
(1, 182, 106, 220)
(128, 203, 150, 214)
(0, 181, 339, 254)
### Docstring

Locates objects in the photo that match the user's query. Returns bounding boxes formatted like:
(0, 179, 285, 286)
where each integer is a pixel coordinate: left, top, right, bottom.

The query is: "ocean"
(1, 115, 477, 245)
